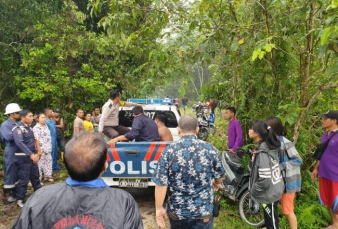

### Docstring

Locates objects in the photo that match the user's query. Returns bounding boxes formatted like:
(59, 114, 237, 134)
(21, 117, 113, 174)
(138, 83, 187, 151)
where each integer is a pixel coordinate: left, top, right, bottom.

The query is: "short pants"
(319, 177, 338, 214)
(280, 192, 296, 215)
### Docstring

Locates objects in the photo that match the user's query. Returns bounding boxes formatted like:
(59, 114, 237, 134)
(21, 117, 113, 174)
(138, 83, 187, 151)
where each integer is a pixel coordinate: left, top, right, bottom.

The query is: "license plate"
(119, 179, 148, 188)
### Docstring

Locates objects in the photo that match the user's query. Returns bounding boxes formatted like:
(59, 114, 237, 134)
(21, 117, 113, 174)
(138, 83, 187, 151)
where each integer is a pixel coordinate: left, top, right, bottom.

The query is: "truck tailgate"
(102, 142, 167, 179)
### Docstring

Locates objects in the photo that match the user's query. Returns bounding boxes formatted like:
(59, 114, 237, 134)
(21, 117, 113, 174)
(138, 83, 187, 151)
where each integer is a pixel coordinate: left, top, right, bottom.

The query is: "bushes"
(209, 111, 332, 228)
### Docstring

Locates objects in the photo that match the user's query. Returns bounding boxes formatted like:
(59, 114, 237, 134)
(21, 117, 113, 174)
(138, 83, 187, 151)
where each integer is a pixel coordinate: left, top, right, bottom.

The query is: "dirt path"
(134, 192, 170, 229)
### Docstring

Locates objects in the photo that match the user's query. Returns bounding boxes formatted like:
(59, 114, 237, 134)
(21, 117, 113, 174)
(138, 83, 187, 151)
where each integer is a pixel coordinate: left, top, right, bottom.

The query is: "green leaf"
(263, 43, 276, 52)
(325, 64, 338, 75)
(258, 50, 266, 60)
(155, 0, 161, 6)
(251, 49, 261, 62)
(320, 28, 332, 45)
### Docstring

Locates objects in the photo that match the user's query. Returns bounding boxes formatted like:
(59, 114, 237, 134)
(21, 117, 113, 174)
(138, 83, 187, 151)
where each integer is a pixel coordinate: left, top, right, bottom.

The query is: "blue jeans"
(168, 212, 214, 229)
(57, 134, 65, 152)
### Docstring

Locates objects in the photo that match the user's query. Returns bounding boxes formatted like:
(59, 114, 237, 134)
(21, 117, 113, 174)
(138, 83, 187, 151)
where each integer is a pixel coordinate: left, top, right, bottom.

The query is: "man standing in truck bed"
(98, 89, 139, 138)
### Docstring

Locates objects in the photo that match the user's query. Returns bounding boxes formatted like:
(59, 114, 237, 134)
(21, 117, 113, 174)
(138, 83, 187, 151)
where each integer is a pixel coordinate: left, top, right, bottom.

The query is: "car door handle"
(125, 150, 140, 157)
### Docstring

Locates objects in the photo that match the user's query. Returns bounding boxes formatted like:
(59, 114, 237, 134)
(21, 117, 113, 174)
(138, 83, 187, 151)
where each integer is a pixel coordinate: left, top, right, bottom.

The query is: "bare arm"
(213, 178, 223, 191)
(92, 112, 100, 123)
(55, 118, 64, 129)
(159, 128, 173, 141)
(155, 186, 168, 228)
(311, 161, 320, 181)
(108, 135, 128, 146)
(35, 139, 42, 158)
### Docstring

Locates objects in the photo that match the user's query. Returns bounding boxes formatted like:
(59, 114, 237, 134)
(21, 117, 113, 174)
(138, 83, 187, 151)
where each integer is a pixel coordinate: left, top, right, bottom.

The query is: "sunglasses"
(14, 112, 20, 115)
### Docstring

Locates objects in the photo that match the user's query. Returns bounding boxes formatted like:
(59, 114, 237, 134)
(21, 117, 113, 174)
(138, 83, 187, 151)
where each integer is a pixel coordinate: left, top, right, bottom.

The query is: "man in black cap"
(108, 106, 160, 145)
(312, 110, 338, 229)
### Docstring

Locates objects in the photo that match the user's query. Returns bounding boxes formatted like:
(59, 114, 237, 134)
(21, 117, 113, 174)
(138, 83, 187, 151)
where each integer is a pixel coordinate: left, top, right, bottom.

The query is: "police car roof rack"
(127, 98, 174, 105)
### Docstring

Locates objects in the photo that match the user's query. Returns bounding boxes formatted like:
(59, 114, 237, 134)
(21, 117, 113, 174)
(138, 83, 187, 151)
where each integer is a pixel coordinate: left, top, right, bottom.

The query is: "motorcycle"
(207, 113, 216, 135)
(219, 150, 265, 227)
(196, 110, 216, 140)
(197, 112, 210, 141)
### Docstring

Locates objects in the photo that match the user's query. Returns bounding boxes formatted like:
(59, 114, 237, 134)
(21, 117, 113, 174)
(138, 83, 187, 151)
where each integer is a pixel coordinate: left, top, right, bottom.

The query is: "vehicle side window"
(162, 111, 178, 128)
(119, 110, 134, 127)
(118, 110, 178, 128)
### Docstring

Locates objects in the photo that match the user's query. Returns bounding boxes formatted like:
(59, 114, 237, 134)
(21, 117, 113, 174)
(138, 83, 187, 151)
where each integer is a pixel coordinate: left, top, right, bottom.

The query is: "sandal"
(44, 177, 54, 182)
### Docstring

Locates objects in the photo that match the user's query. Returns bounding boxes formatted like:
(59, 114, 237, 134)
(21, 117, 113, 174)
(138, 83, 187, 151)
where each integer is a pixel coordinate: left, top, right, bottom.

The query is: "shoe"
(7, 196, 17, 203)
(17, 200, 24, 208)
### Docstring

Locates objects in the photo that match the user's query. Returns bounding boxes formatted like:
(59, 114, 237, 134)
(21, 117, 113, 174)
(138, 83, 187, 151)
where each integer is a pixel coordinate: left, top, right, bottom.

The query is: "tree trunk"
(292, 1, 316, 144)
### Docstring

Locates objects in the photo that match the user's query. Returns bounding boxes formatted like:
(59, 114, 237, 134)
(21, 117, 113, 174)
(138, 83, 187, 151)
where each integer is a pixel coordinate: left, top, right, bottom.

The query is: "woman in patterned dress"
(33, 113, 53, 183)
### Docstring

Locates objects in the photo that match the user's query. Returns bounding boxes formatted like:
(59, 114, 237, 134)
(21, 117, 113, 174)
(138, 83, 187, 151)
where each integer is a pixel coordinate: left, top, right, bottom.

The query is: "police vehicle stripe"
(154, 143, 166, 160)
(109, 146, 121, 161)
(144, 143, 157, 161)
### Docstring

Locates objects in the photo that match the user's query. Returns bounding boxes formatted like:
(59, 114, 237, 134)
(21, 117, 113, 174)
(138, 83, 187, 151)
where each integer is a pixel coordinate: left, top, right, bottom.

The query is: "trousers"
(38, 153, 53, 178)
(168, 212, 213, 229)
(14, 155, 41, 200)
(262, 201, 279, 229)
(3, 144, 17, 189)
(103, 125, 130, 138)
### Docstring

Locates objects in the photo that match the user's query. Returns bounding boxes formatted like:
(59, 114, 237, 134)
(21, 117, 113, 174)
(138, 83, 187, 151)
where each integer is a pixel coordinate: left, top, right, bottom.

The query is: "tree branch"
(293, 83, 338, 144)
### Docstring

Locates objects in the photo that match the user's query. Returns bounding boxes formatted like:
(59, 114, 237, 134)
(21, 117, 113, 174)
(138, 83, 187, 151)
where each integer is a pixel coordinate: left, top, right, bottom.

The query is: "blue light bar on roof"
(127, 98, 174, 104)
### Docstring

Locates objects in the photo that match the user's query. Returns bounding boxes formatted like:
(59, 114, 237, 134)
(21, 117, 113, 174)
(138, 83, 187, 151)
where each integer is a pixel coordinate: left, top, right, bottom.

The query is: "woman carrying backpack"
(248, 120, 284, 229)
(266, 117, 302, 229)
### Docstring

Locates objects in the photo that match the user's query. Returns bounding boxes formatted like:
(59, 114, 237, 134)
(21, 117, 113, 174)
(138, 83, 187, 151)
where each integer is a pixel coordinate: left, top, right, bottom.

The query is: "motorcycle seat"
(224, 151, 244, 174)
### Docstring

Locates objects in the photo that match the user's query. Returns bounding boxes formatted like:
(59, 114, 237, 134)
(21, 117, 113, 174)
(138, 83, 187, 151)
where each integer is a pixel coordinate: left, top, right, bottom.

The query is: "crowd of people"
(0, 89, 174, 208)
(1, 91, 337, 229)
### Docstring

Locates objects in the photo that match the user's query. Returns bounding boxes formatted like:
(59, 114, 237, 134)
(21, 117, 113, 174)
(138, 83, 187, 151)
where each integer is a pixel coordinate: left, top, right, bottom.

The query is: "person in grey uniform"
(98, 89, 139, 138)
(0, 103, 22, 201)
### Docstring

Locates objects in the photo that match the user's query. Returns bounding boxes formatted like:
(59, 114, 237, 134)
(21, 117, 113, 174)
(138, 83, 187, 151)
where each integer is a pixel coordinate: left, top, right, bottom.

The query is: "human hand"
(92, 111, 96, 117)
(30, 153, 39, 163)
(108, 138, 118, 146)
(311, 168, 319, 181)
(229, 149, 234, 153)
(155, 207, 167, 228)
(212, 180, 221, 191)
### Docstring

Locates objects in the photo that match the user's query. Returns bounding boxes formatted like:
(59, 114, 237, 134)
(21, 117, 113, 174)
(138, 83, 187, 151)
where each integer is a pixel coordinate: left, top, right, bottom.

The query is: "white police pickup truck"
(101, 99, 181, 188)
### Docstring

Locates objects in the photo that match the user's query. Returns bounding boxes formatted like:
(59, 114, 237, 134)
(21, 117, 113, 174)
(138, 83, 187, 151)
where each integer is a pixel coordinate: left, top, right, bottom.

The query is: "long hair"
(250, 120, 280, 150)
(266, 116, 287, 136)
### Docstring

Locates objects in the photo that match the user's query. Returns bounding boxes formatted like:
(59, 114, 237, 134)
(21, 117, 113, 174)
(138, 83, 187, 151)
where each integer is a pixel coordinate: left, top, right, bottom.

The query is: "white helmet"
(4, 103, 22, 115)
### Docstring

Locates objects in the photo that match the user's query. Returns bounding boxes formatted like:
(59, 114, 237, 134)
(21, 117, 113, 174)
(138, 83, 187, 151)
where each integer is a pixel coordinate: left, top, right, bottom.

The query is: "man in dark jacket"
(12, 133, 144, 229)
(108, 106, 160, 145)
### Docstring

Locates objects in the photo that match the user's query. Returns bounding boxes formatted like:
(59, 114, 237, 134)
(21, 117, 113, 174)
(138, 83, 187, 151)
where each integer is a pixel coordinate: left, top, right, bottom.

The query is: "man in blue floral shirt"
(152, 114, 225, 229)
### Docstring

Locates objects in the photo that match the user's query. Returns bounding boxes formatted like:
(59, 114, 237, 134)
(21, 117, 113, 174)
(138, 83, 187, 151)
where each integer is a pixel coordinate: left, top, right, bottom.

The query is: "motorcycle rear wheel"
(238, 190, 265, 227)
(209, 125, 216, 135)
(197, 127, 209, 141)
